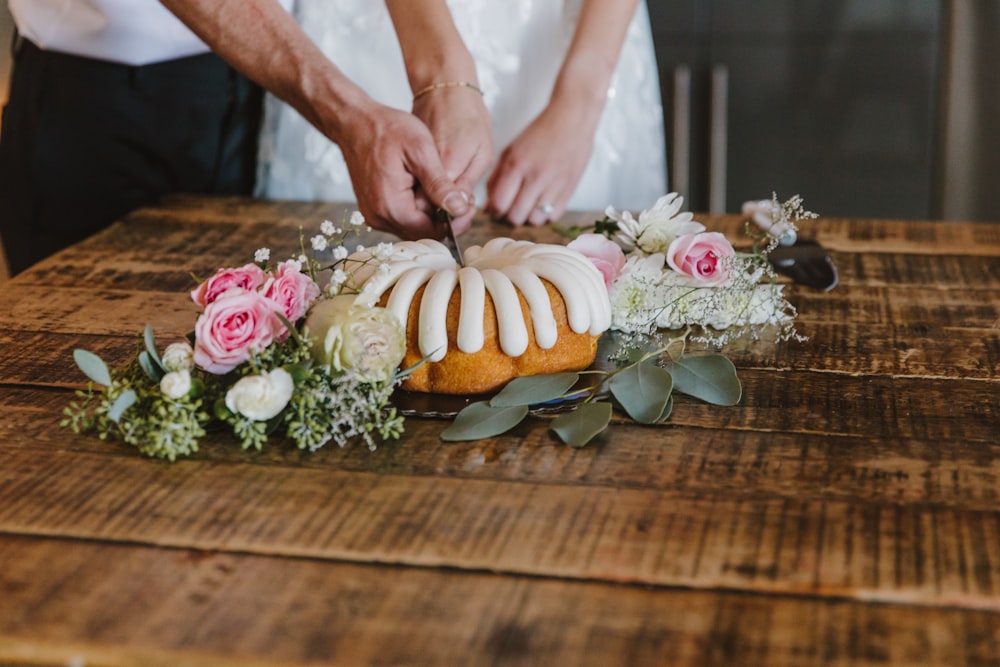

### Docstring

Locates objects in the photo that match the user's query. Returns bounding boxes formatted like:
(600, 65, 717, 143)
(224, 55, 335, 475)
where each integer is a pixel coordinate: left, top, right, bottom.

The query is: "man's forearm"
(159, 0, 373, 144)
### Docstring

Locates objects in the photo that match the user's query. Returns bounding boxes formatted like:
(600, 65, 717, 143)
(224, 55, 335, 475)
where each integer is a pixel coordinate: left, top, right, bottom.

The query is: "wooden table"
(1, 196, 999, 666)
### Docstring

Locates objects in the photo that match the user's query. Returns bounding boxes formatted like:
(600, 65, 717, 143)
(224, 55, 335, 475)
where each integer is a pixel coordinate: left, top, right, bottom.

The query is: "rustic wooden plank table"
(1, 196, 998, 666)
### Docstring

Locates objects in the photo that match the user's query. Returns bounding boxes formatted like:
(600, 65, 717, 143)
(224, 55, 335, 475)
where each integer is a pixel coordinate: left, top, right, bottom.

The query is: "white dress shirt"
(9, 0, 294, 66)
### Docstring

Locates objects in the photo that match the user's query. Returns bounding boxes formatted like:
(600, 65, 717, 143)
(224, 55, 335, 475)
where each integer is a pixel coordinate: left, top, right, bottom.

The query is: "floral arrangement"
(438, 192, 817, 446)
(63, 193, 815, 457)
(574, 191, 814, 342)
(63, 214, 410, 460)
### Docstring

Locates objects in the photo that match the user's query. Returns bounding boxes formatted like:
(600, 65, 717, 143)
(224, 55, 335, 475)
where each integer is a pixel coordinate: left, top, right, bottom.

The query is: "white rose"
(305, 295, 405, 382)
(160, 370, 193, 399)
(162, 341, 195, 372)
(224, 368, 295, 421)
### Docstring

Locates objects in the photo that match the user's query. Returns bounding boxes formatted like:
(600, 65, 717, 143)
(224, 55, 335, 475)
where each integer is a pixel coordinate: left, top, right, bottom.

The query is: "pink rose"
(567, 233, 627, 288)
(261, 260, 321, 331)
(666, 232, 735, 286)
(191, 264, 266, 308)
(193, 288, 282, 374)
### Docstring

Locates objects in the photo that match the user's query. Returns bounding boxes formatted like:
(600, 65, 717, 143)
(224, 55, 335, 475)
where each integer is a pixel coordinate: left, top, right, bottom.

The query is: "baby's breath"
(583, 193, 815, 358)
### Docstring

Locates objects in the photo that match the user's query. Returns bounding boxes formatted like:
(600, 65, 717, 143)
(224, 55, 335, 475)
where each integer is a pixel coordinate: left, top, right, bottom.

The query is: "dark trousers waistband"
(17, 38, 239, 89)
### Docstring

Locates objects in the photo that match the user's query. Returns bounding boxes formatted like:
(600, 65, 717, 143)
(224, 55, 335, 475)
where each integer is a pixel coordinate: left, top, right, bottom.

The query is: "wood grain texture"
(3, 535, 997, 667)
(1, 196, 998, 665)
(2, 443, 999, 611)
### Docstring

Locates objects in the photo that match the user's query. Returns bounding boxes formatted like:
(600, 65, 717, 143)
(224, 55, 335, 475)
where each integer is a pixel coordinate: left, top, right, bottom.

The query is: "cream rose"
(305, 296, 405, 383)
(160, 370, 192, 400)
(224, 368, 295, 421)
(161, 341, 195, 372)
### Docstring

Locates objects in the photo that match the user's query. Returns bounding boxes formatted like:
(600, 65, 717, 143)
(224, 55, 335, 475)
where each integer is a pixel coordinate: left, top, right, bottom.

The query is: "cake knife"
(435, 207, 465, 266)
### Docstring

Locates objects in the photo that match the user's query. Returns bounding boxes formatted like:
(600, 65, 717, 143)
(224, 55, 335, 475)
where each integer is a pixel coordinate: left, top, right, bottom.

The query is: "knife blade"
(435, 207, 464, 266)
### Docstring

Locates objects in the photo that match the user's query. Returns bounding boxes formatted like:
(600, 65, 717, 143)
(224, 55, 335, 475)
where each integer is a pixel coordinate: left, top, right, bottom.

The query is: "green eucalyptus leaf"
(138, 351, 164, 383)
(107, 389, 136, 422)
(490, 373, 580, 407)
(441, 402, 529, 441)
(608, 359, 673, 424)
(657, 395, 673, 422)
(550, 402, 613, 448)
(666, 354, 742, 405)
(73, 349, 112, 386)
(143, 325, 164, 372)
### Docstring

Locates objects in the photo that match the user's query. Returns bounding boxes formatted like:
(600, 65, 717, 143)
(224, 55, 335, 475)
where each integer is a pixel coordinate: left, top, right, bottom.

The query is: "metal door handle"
(709, 65, 729, 214)
(672, 65, 691, 203)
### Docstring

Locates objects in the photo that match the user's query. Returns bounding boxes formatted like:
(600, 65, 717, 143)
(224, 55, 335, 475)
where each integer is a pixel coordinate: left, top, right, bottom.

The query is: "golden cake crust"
(391, 280, 600, 395)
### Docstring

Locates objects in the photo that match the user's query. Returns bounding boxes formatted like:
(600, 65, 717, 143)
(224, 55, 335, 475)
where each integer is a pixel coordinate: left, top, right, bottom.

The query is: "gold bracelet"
(412, 80, 484, 102)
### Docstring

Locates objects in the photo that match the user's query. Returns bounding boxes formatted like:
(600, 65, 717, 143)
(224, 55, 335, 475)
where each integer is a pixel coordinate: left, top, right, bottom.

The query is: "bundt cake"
(344, 238, 611, 394)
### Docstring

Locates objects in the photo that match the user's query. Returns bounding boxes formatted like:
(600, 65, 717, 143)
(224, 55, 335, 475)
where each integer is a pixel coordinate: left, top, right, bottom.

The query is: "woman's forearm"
(384, 0, 479, 94)
(551, 0, 641, 116)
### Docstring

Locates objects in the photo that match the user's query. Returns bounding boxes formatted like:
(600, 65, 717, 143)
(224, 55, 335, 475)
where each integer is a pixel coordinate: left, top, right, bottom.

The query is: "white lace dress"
(257, 0, 666, 212)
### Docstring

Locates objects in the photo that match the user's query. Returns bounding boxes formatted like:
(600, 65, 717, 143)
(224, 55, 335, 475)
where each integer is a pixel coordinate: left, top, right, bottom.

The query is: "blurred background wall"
(934, 0, 1000, 221)
(0, 1, 996, 227)
(645, 0, 998, 221)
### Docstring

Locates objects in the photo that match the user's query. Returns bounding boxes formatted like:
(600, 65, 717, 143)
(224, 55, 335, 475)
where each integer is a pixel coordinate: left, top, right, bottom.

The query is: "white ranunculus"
(224, 368, 295, 421)
(160, 369, 193, 399)
(305, 295, 405, 383)
(161, 341, 195, 372)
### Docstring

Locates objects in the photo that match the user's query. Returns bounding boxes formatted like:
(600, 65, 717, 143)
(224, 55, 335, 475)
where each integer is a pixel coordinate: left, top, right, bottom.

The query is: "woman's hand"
(486, 0, 639, 226)
(485, 98, 598, 226)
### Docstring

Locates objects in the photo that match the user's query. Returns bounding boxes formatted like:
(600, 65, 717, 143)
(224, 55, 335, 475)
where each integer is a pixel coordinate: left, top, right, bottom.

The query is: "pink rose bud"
(191, 264, 266, 308)
(666, 232, 736, 286)
(261, 260, 321, 331)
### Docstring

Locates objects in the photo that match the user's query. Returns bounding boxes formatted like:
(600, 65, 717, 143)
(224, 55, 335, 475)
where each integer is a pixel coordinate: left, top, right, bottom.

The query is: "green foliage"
(64, 324, 404, 460)
(490, 373, 580, 407)
(608, 359, 673, 424)
(440, 337, 743, 448)
(107, 390, 137, 422)
(440, 402, 530, 441)
(664, 354, 742, 405)
(550, 403, 613, 448)
(73, 349, 111, 386)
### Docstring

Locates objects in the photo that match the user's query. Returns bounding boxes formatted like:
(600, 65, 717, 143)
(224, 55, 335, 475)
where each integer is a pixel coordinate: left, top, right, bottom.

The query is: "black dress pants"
(0, 39, 264, 276)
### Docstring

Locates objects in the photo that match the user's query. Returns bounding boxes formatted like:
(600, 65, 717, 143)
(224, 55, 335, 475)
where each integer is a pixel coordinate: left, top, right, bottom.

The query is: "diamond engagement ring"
(536, 201, 555, 216)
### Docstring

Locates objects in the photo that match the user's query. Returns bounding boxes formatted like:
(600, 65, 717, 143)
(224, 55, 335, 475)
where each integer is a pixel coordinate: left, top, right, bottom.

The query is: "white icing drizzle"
(419, 268, 459, 361)
(481, 268, 529, 356)
(347, 237, 612, 357)
(456, 267, 486, 353)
